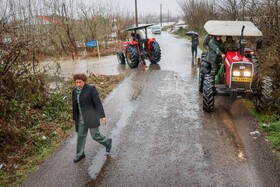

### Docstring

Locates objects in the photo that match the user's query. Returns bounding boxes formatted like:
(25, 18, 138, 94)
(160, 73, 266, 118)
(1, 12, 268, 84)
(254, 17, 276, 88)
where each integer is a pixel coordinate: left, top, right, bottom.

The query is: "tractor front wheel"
(199, 60, 211, 92)
(117, 50, 125, 64)
(148, 41, 161, 64)
(203, 74, 215, 112)
(126, 45, 139, 68)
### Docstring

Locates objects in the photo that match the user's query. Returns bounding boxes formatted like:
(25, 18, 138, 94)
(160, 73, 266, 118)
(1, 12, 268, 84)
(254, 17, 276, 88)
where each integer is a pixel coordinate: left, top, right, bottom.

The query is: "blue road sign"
(85, 40, 97, 47)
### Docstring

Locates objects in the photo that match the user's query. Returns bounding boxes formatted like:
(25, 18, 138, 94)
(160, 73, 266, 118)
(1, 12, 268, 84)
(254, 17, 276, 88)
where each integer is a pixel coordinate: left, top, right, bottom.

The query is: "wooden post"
(97, 40, 100, 60)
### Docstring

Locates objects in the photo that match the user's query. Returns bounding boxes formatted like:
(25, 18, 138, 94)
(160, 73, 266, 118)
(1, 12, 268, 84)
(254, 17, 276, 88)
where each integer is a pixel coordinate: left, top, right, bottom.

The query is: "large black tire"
(256, 76, 273, 112)
(203, 74, 215, 112)
(126, 45, 139, 68)
(117, 50, 125, 64)
(148, 41, 161, 64)
(198, 60, 211, 92)
(251, 55, 260, 87)
(201, 52, 207, 61)
(252, 55, 259, 75)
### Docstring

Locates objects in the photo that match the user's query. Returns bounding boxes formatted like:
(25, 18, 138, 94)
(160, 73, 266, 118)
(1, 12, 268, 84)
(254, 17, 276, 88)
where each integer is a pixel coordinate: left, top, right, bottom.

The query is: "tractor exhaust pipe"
(239, 25, 246, 57)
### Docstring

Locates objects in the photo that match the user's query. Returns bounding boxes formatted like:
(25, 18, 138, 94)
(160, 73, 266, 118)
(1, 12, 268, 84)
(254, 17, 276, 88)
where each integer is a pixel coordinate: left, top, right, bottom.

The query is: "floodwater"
(40, 54, 129, 79)
(21, 30, 280, 187)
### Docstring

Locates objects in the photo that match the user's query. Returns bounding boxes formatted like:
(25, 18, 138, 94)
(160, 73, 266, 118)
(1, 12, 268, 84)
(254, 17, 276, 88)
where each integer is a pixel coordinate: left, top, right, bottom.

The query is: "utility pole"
(135, 0, 138, 26)
(168, 10, 169, 26)
(160, 4, 162, 27)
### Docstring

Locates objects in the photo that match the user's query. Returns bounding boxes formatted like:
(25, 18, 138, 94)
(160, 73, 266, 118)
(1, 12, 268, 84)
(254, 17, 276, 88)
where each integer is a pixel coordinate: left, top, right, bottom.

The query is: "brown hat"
(73, 73, 87, 82)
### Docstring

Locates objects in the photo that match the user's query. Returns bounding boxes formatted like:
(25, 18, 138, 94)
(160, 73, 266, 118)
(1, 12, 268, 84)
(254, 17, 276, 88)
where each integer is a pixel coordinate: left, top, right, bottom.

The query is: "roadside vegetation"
(0, 72, 126, 187)
(0, 0, 129, 186)
(179, 0, 280, 151)
(256, 113, 280, 152)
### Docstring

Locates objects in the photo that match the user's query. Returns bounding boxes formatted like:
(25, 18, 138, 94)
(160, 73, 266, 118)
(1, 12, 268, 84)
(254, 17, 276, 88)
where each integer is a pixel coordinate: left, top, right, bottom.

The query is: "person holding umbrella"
(191, 33, 199, 59)
(186, 31, 199, 59)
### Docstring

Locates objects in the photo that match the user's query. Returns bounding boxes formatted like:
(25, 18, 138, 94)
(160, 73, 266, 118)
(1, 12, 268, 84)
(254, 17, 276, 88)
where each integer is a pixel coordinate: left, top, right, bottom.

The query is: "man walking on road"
(72, 73, 112, 163)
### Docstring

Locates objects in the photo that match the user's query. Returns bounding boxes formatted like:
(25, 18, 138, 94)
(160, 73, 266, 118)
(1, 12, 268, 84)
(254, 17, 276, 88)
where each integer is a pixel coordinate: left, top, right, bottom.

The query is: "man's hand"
(101, 117, 107, 125)
(222, 54, 225, 58)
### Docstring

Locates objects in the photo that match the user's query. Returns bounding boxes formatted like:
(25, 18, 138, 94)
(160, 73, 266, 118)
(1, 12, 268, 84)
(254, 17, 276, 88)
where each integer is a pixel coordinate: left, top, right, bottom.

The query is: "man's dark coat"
(72, 83, 105, 132)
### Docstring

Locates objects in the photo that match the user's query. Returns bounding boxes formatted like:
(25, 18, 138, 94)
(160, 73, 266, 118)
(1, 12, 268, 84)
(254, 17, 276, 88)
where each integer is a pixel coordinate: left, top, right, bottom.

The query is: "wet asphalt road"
(21, 31, 280, 187)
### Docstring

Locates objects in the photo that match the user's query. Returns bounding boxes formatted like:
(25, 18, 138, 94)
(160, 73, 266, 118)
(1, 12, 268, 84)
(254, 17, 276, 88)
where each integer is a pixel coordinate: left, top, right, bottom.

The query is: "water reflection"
(148, 64, 161, 70)
(191, 59, 198, 78)
(117, 64, 128, 72)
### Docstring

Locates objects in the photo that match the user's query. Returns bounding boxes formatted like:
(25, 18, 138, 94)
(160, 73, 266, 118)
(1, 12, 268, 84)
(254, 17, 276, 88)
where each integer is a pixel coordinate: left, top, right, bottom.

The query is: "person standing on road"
(72, 73, 112, 163)
(191, 34, 199, 59)
(206, 35, 225, 75)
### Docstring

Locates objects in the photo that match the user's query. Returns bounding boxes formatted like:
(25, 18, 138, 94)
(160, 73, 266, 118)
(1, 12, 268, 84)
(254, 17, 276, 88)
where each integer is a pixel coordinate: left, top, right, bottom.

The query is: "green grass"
(242, 100, 280, 152)
(256, 113, 280, 150)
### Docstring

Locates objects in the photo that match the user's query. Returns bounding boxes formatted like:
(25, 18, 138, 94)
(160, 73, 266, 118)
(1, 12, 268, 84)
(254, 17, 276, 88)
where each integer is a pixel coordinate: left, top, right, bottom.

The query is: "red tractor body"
(199, 20, 273, 112)
(224, 51, 253, 90)
(117, 24, 161, 68)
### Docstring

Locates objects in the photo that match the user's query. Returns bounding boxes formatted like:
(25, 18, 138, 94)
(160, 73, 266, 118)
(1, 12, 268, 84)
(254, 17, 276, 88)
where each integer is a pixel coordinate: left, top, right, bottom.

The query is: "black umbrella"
(186, 31, 199, 36)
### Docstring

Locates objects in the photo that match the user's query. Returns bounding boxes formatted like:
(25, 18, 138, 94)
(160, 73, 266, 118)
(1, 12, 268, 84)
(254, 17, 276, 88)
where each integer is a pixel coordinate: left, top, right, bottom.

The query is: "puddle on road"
(88, 101, 134, 180)
(88, 150, 110, 180)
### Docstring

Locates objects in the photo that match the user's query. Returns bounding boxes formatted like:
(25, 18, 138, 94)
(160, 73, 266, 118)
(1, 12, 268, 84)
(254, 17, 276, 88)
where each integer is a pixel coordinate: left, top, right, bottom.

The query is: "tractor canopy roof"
(122, 24, 154, 32)
(204, 20, 262, 37)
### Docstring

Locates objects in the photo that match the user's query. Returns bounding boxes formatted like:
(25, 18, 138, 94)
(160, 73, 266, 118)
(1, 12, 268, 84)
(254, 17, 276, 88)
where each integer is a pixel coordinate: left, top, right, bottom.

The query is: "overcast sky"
(120, 0, 182, 16)
(90, 0, 183, 16)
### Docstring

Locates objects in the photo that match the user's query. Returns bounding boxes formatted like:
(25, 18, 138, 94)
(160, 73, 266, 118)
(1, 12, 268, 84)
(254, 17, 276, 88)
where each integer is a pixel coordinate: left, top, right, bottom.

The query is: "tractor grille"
(231, 81, 251, 89)
(231, 62, 253, 89)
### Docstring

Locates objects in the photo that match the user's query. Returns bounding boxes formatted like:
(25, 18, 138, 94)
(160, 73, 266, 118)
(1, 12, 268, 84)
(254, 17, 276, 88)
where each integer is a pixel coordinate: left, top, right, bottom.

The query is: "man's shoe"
(73, 154, 85, 163)
(106, 138, 112, 153)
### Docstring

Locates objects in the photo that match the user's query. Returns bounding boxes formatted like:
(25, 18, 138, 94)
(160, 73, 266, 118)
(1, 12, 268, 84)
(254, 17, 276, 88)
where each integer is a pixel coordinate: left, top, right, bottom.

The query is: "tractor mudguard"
(215, 63, 224, 83)
(147, 38, 156, 49)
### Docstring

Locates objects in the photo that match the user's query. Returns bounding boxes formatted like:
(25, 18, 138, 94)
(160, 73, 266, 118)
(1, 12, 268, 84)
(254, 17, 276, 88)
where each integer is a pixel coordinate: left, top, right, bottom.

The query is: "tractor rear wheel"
(148, 41, 161, 64)
(126, 45, 139, 68)
(256, 76, 273, 112)
(251, 55, 260, 87)
(117, 51, 125, 64)
(203, 74, 215, 112)
(199, 60, 211, 92)
(252, 55, 259, 75)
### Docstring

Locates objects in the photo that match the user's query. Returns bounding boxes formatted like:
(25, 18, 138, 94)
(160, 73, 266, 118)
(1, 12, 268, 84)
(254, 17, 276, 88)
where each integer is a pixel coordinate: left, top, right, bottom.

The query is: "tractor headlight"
(243, 71, 251, 77)
(233, 71, 241, 76)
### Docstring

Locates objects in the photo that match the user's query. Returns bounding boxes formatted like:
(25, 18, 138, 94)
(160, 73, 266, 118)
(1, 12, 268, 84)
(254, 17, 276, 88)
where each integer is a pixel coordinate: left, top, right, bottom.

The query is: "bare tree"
(217, 0, 240, 20)
(179, 0, 217, 32)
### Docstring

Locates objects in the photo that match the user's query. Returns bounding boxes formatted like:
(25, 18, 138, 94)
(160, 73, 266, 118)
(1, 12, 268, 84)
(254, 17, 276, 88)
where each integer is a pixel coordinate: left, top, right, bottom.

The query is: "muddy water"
(41, 55, 129, 79)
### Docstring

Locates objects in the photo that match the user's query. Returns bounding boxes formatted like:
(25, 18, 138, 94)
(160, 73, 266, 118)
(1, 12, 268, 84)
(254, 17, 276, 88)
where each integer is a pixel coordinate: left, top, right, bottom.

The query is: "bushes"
(258, 45, 280, 114)
(0, 71, 72, 186)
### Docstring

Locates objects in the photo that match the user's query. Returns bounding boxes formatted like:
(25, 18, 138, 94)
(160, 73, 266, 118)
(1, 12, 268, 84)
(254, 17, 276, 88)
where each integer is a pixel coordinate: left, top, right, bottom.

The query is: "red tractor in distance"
(199, 20, 273, 112)
(116, 24, 161, 68)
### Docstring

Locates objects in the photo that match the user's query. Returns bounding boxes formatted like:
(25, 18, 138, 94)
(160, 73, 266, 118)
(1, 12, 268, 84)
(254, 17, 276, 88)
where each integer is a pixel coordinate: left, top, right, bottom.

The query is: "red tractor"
(116, 24, 161, 68)
(199, 20, 273, 112)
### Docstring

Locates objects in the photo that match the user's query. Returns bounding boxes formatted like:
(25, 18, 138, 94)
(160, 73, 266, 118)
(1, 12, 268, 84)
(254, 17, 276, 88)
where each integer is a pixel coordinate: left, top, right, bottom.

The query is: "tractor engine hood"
(225, 52, 251, 65)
